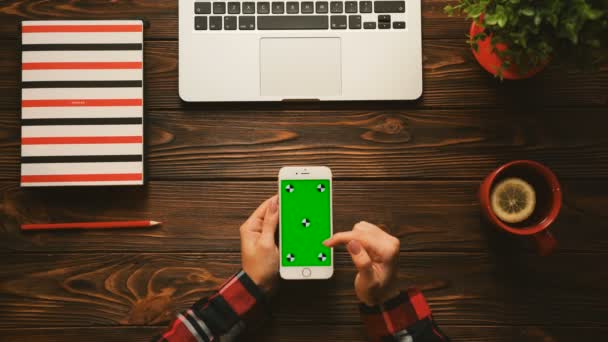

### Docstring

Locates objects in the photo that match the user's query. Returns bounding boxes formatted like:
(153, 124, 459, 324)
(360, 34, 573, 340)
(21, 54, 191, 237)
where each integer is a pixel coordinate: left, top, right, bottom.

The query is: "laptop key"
(242, 2, 255, 13)
(378, 14, 390, 22)
(363, 21, 376, 29)
(330, 1, 343, 13)
(195, 16, 208, 30)
(359, 1, 372, 12)
(316, 2, 329, 13)
(286, 2, 299, 13)
(349, 15, 362, 29)
(345, 1, 358, 13)
(258, 2, 270, 13)
(228, 2, 240, 14)
(209, 16, 222, 30)
(213, 2, 226, 14)
(272, 2, 285, 14)
(195, 2, 212, 14)
(224, 16, 237, 30)
(258, 15, 329, 29)
(302, 2, 314, 13)
(393, 21, 405, 29)
(379, 22, 390, 29)
(331, 15, 347, 29)
(239, 16, 256, 30)
(374, 1, 405, 13)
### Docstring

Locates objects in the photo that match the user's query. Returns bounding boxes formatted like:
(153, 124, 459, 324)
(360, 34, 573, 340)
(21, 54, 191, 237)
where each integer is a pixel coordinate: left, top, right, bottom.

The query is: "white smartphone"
(279, 166, 334, 280)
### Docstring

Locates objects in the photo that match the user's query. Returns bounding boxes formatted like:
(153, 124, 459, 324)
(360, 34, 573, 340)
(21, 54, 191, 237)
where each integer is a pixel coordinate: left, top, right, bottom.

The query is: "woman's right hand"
(323, 221, 401, 306)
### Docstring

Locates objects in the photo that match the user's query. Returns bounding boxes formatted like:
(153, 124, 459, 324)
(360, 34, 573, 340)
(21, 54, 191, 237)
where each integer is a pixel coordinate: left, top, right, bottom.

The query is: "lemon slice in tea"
(490, 177, 536, 224)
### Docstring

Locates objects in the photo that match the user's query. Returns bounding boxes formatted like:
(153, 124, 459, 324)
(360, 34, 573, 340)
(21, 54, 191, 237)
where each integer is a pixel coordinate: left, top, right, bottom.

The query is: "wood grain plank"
(1, 180, 606, 253)
(0, 0, 466, 40)
(0, 252, 606, 328)
(3, 325, 608, 342)
(0, 40, 606, 111)
(1, 108, 608, 180)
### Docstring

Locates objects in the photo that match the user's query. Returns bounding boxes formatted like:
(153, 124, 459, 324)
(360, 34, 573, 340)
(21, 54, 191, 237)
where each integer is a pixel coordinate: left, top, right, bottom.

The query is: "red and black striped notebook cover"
(20, 20, 144, 187)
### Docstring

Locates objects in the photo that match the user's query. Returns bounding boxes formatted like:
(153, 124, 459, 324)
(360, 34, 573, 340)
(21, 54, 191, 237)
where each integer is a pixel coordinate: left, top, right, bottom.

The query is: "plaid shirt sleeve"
(153, 270, 269, 342)
(360, 288, 450, 342)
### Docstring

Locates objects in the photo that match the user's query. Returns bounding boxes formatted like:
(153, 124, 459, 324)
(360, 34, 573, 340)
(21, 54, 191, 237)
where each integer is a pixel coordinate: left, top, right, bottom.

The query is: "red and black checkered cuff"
(192, 270, 270, 335)
(359, 288, 432, 338)
(219, 270, 271, 327)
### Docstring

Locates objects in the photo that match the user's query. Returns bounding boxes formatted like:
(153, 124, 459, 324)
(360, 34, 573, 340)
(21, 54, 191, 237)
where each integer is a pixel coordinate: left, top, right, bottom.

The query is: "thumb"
(347, 240, 374, 281)
(260, 195, 279, 244)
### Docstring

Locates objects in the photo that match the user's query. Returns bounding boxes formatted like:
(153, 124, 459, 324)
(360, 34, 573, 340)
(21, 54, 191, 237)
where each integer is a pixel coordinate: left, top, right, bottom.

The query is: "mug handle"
(532, 230, 557, 256)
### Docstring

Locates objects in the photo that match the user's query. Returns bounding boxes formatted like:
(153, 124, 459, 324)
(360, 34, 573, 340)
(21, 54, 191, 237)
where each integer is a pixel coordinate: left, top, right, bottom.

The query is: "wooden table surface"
(1, 1, 608, 341)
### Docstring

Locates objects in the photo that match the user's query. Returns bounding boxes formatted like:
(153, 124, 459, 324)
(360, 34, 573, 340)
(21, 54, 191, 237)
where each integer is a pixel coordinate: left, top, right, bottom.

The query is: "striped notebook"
(20, 20, 144, 187)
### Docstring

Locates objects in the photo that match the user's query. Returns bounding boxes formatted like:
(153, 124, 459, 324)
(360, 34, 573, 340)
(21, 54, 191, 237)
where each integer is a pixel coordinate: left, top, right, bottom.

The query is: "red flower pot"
(470, 19, 549, 80)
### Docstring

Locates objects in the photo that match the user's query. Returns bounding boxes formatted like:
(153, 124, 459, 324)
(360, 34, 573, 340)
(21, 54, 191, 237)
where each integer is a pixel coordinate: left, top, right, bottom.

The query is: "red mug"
(479, 160, 562, 256)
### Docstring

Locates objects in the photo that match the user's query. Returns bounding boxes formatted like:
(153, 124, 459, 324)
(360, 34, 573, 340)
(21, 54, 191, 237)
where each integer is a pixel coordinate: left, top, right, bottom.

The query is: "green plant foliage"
(445, 0, 607, 77)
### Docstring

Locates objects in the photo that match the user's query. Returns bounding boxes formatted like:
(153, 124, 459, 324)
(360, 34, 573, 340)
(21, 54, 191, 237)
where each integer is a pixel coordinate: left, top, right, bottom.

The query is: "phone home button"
(302, 268, 312, 277)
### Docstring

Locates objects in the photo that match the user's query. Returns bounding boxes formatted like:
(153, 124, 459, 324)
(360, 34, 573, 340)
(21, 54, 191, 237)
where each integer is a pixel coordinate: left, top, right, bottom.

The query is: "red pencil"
(21, 220, 161, 231)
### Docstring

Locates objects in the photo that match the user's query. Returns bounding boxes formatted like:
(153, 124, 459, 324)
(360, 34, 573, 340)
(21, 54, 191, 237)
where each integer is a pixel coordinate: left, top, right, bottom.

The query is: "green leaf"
(564, 21, 579, 44)
(473, 32, 487, 41)
(497, 13, 507, 27)
(467, 4, 484, 18)
(492, 4, 508, 28)
(520, 7, 534, 17)
(585, 8, 603, 20)
(534, 15, 541, 26)
(485, 14, 498, 25)
(444, 4, 454, 15)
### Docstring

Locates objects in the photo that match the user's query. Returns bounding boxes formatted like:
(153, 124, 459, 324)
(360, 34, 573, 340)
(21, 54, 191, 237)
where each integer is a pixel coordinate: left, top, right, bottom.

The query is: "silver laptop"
(178, 0, 422, 101)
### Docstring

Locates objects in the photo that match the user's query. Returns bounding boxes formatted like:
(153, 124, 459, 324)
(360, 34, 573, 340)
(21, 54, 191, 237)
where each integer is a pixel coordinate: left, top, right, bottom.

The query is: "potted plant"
(445, 0, 607, 80)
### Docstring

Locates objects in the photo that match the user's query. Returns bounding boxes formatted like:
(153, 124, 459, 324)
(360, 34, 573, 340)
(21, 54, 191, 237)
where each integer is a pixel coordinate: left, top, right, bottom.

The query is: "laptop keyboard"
(193, 1, 406, 30)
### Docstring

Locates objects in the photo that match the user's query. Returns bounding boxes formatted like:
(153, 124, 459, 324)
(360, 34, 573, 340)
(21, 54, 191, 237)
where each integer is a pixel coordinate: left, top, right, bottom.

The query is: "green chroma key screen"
(280, 179, 332, 267)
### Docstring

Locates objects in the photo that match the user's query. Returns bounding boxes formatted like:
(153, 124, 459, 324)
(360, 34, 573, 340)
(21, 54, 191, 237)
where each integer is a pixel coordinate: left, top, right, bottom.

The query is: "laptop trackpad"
(260, 38, 341, 98)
